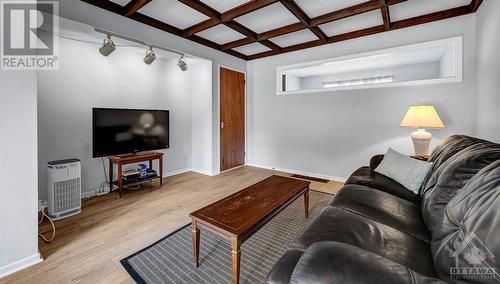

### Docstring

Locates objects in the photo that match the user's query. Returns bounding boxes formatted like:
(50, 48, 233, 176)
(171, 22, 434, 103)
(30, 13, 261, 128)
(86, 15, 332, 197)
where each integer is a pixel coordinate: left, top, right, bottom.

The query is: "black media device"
(92, 108, 169, 158)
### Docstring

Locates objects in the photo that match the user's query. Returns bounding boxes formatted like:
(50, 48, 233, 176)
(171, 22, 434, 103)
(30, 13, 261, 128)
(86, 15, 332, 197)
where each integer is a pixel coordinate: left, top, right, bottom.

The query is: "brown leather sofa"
(266, 135, 500, 284)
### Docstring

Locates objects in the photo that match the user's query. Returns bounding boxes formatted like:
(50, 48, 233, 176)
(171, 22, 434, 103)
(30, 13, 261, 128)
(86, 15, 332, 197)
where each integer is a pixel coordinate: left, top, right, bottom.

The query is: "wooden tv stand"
(108, 152, 164, 198)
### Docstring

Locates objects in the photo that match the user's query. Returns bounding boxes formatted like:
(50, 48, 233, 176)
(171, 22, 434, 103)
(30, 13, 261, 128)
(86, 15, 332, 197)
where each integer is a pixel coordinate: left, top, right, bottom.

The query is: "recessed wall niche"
(277, 36, 463, 95)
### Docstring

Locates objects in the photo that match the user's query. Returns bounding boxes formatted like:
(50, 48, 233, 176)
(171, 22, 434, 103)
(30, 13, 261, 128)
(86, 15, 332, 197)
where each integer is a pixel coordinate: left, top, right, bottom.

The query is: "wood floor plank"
(0, 166, 342, 283)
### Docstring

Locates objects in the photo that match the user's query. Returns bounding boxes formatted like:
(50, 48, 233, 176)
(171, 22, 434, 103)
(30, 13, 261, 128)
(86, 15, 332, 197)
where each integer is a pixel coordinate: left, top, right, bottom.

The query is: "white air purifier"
(47, 159, 82, 220)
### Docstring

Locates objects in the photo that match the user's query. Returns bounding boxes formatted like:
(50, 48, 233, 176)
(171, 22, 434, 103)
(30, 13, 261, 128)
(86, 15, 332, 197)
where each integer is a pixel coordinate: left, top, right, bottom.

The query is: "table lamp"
(400, 105, 444, 157)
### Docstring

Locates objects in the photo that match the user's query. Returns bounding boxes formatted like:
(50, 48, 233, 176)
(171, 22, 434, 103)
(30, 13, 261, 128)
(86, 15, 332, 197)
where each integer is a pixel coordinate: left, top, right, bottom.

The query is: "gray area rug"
(121, 191, 332, 284)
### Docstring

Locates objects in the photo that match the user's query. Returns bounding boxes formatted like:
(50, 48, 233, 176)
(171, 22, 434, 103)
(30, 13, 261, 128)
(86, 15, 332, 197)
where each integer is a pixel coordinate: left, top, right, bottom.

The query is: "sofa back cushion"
(431, 160, 500, 282)
(420, 137, 500, 232)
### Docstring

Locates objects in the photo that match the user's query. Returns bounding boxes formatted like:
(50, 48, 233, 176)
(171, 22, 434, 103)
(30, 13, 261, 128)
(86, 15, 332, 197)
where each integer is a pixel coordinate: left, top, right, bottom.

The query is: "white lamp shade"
(400, 105, 445, 129)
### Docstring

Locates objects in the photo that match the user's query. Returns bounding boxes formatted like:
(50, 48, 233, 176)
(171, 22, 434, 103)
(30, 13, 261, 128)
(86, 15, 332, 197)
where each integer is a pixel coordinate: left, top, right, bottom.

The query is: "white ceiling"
(286, 46, 450, 77)
(107, 0, 473, 56)
(295, 0, 367, 18)
(196, 24, 246, 44)
(390, 0, 471, 22)
(235, 3, 299, 34)
(270, 29, 318, 47)
(320, 10, 383, 37)
(138, 0, 209, 29)
(200, 0, 249, 13)
(233, 42, 272, 56)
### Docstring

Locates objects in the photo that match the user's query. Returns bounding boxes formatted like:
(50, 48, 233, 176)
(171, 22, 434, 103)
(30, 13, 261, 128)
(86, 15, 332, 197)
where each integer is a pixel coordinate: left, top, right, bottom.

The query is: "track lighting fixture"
(143, 46, 156, 65)
(99, 34, 115, 57)
(177, 55, 188, 71)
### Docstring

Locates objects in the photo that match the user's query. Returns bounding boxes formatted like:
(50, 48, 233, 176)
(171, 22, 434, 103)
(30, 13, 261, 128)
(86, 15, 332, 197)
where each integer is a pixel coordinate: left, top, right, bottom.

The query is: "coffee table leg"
(231, 235, 241, 284)
(304, 188, 309, 218)
(192, 218, 200, 267)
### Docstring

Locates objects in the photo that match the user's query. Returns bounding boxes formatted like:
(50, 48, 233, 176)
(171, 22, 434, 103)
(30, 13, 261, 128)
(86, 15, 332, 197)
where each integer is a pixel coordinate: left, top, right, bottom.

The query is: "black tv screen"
(92, 108, 169, 157)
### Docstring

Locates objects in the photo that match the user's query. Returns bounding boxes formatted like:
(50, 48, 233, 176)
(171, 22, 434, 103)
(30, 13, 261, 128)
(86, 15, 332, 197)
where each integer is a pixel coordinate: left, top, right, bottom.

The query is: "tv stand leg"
(117, 163, 123, 198)
(109, 159, 113, 193)
(159, 157, 163, 187)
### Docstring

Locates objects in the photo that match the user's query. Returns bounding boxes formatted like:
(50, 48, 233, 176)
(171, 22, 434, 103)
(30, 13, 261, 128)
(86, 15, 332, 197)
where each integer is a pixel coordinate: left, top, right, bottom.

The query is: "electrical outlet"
(38, 200, 48, 212)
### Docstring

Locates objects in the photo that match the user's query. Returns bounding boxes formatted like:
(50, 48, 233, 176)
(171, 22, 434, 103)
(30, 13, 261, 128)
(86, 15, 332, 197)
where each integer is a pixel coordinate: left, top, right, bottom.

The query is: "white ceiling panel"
(201, 0, 250, 13)
(139, 0, 209, 29)
(235, 3, 299, 34)
(232, 42, 271, 56)
(270, 29, 318, 47)
(319, 10, 383, 37)
(390, 0, 470, 22)
(295, 0, 367, 18)
(197, 24, 246, 44)
(110, 0, 130, 6)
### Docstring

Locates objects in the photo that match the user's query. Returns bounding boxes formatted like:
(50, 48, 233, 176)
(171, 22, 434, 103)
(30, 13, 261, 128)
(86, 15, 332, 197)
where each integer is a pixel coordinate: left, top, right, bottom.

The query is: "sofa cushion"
(375, 148, 433, 194)
(330, 185, 430, 242)
(265, 248, 305, 284)
(289, 242, 446, 284)
(290, 206, 436, 276)
(431, 160, 500, 282)
(346, 167, 419, 203)
(420, 142, 500, 232)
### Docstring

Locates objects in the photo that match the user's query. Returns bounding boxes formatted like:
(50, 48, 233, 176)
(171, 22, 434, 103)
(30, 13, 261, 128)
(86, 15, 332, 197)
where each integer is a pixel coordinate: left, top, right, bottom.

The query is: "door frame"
(217, 64, 247, 174)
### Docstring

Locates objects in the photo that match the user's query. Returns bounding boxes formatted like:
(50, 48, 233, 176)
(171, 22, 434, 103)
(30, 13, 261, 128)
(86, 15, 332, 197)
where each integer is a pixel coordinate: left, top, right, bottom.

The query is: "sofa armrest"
(370, 154, 385, 170)
(290, 241, 444, 284)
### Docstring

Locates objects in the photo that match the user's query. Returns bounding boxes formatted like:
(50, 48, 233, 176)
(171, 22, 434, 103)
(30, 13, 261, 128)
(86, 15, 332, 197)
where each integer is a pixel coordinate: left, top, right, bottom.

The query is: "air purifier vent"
(47, 159, 82, 220)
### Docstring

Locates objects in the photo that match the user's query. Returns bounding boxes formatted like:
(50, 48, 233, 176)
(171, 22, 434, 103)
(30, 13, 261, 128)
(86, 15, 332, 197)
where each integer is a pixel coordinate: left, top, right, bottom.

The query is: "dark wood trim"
(470, 0, 483, 12)
(123, 0, 151, 17)
(279, 0, 328, 42)
(183, 19, 219, 37)
(82, 0, 481, 61)
(222, 0, 279, 22)
(177, 0, 221, 21)
(379, 0, 391, 30)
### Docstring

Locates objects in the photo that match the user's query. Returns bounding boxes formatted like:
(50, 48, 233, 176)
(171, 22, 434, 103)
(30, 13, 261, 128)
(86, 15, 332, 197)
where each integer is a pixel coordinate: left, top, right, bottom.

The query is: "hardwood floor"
(0, 166, 343, 284)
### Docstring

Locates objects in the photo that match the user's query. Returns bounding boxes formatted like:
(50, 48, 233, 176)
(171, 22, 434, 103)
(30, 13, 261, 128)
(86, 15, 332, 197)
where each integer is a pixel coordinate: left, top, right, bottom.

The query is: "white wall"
(475, 0, 500, 142)
(37, 17, 212, 199)
(0, 70, 41, 276)
(57, 0, 247, 175)
(247, 15, 477, 180)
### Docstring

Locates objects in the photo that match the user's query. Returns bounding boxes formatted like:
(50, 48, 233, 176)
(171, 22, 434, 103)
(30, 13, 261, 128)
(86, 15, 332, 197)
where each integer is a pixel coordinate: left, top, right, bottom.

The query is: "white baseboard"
(189, 168, 216, 176)
(0, 253, 43, 279)
(246, 163, 348, 183)
(163, 168, 192, 177)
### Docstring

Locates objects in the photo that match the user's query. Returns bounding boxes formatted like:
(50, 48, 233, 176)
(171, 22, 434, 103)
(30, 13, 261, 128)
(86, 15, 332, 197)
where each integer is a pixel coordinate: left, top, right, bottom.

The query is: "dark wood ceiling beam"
(177, 0, 221, 20)
(248, 4, 474, 60)
(80, 0, 248, 60)
(258, 22, 304, 40)
(379, 0, 391, 30)
(470, 0, 483, 12)
(183, 19, 219, 37)
(123, 0, 151, 16)
(223, 21, 281, 52)
(311, 0, 406, 27)
(279, 0, 328, 42)
(221, 38, 254, 50)
(222, 0, 279, 22)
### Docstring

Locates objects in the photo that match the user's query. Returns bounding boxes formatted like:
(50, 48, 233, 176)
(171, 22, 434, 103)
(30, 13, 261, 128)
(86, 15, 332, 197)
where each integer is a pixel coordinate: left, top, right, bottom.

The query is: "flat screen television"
(92, 108, 169, 157)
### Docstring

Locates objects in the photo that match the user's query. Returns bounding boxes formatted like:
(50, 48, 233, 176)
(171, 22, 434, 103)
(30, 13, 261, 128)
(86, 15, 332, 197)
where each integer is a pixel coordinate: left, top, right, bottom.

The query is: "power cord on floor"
(38, 201, 56, 242)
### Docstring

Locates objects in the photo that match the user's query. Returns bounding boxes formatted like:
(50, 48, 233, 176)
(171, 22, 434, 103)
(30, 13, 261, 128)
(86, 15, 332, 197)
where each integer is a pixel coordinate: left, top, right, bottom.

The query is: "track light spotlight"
(143, 46, 156, 65)
(99, 34, 116, 57)
(177, 55, 188, 71)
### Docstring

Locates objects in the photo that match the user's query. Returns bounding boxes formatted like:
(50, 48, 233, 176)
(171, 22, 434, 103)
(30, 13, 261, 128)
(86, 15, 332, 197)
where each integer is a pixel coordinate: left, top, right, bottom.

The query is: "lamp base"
(411, 129, 432, 157)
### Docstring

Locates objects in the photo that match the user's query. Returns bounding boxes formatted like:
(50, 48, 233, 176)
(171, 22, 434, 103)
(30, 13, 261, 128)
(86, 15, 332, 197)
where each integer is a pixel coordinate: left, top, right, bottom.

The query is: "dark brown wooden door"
(220, 67, 245, 172)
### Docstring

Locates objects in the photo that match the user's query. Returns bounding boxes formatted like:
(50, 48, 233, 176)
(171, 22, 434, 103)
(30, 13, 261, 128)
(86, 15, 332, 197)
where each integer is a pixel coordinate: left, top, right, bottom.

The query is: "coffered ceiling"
(81, 0, 483, 60)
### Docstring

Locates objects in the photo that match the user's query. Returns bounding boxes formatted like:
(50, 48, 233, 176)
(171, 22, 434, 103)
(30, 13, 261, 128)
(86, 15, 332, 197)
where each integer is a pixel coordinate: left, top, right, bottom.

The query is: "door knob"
(221, 121, 225, 129)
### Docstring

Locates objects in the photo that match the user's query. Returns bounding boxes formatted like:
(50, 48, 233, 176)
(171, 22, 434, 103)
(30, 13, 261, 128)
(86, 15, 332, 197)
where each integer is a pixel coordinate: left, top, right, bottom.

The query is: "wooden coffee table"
(190, 175, 310, 284)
